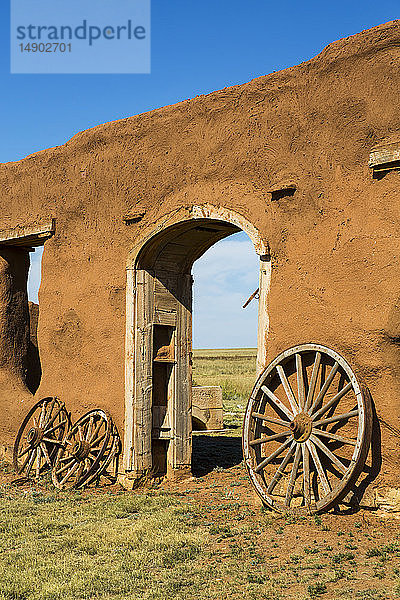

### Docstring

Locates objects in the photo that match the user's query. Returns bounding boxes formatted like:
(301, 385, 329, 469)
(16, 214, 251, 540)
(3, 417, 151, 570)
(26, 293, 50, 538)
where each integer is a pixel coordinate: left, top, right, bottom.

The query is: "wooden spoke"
(261, 385, 293, 420)
(90, 432, 107, 448)
(41, 437, 64, 445)
(55, 458, 75, 476)
(25, 448, 37, 477)
(307, 362, 339, 415)
(85, 416, 94, 441)
(35, 447, 42, 479)
(251, 413, 291, 427)
(276, 365, 299, 415)
(249, 431, 290, 447)
(313, 409, 359, 428)
(18, 446, 31, 459)
(243, 344, 372, 515)
(42, 398, 56, 429)
(44, 405, 65, 431)
(89, 420, 103, 443)
(302, 443, 311, 508)
(285, 445, 302, 507)
(310, 434, 348, 475)
(305, 351, 321, 411)
(307, 440, 331, 496)
(266, 442, 296, 494)
(40, 442, 52, 467)
(60, 461, 80, 486)
(311, 382, 353, 422)
(38, 403, 46, 428)
(312, 429, 356, 446)
(18, 452, 31, 474)
(13, 397, 70, 479)
(296, 353, 306, 410)
(253, 438, 292, 473)
(44, 420, 68, 436)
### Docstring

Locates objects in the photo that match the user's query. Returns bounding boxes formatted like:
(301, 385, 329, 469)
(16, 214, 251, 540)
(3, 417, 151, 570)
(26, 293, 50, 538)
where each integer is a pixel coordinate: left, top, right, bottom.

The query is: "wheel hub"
(26, 427, 44, 446)
(290, 412, 312, 442)
(69, 440, 91, 461)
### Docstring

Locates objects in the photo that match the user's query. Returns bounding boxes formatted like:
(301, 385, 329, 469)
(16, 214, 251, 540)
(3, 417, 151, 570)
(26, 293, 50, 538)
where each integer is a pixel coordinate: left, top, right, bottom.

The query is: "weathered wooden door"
(132, 268, 192, 477)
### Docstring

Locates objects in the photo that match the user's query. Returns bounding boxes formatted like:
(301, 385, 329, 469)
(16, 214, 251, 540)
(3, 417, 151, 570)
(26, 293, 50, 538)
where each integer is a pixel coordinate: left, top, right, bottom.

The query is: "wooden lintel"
(123, 212, 145, 224)
(0, 219, 55, 247)
(267, 180, 297, 194)
(369, 141, 400, 168)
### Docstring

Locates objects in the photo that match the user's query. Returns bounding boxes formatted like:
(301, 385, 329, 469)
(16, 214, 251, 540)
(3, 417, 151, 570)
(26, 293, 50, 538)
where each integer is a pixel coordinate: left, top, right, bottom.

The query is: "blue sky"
(2, 1, 399, 347)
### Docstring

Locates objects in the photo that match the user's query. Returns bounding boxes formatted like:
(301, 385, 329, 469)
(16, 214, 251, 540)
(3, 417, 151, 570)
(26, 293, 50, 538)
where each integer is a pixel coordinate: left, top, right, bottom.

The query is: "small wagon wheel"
(13, 397, 69, 479)
(51, 409, 112, 490)
(243, 344, 372, 514)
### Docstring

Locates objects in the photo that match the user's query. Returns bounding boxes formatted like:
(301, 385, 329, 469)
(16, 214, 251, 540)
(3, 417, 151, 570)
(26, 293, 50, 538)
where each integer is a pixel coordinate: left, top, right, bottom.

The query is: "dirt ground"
(2, 433, 400, 600)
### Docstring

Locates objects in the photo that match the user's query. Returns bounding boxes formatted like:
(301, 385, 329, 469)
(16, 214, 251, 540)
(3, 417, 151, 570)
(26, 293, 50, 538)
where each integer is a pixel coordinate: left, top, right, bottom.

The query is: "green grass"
(192, 348, 257, 430)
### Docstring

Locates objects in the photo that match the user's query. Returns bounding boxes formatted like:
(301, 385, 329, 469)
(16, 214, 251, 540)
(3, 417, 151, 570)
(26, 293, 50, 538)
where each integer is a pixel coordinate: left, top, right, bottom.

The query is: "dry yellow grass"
(192, 348, 257, 430)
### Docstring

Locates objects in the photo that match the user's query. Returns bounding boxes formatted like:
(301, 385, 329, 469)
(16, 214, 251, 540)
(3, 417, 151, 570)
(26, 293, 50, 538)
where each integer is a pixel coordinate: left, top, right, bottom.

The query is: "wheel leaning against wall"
(13, 397, 70, 479)
(242, 344, 372, 514)
(51, 409, 117, 490)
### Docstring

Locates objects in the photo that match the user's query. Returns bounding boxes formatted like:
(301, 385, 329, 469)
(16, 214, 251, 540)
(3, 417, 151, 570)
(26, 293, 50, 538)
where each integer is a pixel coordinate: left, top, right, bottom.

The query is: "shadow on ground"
(192, 435, 243, 477)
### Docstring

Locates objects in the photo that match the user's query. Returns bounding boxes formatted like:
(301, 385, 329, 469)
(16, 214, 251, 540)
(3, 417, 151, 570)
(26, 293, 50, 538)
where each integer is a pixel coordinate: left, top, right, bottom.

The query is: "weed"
(209, 524, 234, 538)
(304, 547, 320, 555)
(344, 543, 358, 550)
(331, 552, 355, 564)
(355, 591, 386, 599)
(366, 542, 399, 560)
(247, 573, 266, 584)
(290, 555, 302, 563)
(308, 582, 327, 597)
(331, 567, 345, 582)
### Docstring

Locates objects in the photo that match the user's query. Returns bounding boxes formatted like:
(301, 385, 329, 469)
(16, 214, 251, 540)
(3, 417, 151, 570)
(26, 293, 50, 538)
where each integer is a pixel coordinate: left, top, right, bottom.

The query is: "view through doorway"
(191, 230, 259, 474)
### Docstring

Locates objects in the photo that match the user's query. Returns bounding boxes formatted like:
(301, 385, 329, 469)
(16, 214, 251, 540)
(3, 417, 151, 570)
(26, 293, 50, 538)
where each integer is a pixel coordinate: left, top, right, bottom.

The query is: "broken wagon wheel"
(13, 397, 69, 480)
(243, 344, 372, 515)
(51, 409, 112, 490)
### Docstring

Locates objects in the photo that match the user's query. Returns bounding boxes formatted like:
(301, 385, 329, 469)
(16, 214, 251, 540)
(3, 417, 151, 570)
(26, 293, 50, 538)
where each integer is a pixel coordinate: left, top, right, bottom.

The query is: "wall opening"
(190, 231, 260, 473)
(26, 246, 44, 393)
(124, 211, 269, 481)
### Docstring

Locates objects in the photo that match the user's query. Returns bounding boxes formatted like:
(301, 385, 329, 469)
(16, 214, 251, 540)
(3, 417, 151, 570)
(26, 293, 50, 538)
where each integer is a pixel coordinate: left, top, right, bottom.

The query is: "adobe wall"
(0, 21, 399, 486)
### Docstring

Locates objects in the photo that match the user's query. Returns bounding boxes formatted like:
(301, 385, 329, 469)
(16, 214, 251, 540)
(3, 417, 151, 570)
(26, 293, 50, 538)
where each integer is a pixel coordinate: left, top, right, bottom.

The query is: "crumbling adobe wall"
(0, 21, 399, 486)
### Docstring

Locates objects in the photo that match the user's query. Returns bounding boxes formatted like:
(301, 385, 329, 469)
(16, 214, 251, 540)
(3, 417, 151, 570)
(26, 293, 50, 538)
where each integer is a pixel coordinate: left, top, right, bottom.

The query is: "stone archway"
(122, 205, 269, 483)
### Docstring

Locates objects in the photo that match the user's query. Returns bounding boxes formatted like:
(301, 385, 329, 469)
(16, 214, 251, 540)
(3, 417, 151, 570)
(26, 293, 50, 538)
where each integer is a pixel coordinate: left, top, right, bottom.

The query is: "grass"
(0, 488, 205, 600)
(2, 349, 400, 600)
(192, 348, 257, 430)
(1, 474, 400, 600)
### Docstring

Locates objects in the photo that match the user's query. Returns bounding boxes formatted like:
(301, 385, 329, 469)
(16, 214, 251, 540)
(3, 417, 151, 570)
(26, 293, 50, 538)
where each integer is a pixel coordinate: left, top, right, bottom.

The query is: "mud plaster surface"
(0, 22, 399, 488)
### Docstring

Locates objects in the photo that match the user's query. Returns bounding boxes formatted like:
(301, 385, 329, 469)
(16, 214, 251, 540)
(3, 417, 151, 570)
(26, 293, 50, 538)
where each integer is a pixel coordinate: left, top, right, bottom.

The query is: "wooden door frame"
(121, 204, 270, 481)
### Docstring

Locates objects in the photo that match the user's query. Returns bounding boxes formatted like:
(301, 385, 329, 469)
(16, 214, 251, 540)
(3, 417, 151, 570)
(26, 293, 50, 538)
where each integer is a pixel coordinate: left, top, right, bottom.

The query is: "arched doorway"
(123, 206, 269, 481)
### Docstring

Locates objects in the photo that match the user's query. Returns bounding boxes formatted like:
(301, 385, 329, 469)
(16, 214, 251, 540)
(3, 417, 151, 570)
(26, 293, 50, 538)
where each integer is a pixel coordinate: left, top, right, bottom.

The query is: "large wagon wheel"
(13, 397, 69, 479)
(51, 409, 113, 489)
(243, 344, 372, 514)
